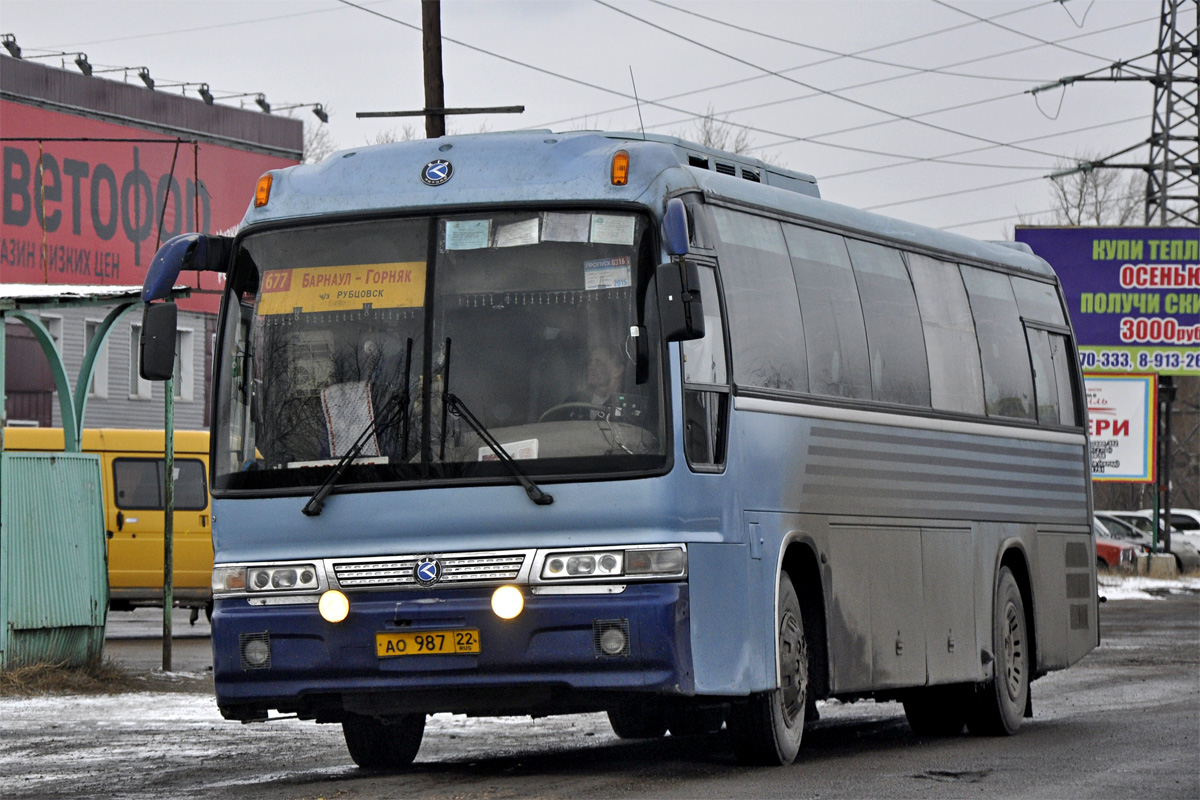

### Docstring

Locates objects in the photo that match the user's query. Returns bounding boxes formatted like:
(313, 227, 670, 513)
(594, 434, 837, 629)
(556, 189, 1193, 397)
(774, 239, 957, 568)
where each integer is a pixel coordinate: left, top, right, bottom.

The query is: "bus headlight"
(213, 563, 320, 595)
(319, 590, 350, 623)
(538, 546, 686, 581)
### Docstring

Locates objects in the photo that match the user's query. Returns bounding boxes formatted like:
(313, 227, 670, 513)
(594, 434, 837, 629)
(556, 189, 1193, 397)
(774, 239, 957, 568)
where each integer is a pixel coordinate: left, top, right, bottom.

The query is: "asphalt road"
(2, 592, 1197, 799)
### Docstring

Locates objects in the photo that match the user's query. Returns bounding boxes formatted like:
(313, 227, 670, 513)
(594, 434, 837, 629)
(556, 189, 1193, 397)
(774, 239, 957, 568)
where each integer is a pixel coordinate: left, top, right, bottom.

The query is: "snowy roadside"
(1098, 572, 1200, 600)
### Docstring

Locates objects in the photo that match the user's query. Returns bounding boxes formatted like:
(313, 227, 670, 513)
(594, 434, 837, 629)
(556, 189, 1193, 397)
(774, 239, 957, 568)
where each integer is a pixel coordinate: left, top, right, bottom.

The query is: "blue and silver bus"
(141, 130, 1096, 767)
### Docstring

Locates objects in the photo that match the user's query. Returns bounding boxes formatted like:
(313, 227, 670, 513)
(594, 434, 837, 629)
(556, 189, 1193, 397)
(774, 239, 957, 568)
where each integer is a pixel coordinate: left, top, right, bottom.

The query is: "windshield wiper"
(444, 392, 554, 506)
(302, 340, 413, 517)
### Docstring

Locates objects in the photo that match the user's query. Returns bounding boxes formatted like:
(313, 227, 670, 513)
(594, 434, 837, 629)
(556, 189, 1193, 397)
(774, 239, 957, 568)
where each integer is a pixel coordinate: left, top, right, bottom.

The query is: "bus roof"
(242, 130, 1053, 280)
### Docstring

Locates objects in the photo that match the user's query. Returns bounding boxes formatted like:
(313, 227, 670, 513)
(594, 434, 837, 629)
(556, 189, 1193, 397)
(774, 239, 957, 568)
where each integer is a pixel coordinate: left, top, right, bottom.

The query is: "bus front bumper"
(211, 582, 693, 722)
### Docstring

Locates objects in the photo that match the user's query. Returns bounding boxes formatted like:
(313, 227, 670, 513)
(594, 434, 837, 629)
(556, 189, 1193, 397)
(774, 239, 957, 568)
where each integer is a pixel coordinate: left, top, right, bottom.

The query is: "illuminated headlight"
(539, 546, 686, 581)
(213, 564, 319, 595)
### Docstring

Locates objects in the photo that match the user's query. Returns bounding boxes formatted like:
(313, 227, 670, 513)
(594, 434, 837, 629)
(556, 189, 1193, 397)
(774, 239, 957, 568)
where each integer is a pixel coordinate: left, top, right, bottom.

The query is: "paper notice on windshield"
(590, 214, 635, 246)
(445, 219, 491, 250)
(496, 218, 540, 248)
(257, 262, 426, 315)
(479, 438, 539, 462)
(542, 212, 590, 243)
(585, 256, 631, 290)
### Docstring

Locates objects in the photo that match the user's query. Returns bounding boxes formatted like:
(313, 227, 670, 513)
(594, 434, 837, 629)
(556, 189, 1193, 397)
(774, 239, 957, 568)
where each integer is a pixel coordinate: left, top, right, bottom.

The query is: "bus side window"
(682, 264, 730, 469)
(960, 265, 1036, 420)
(907, 252, 985, 415)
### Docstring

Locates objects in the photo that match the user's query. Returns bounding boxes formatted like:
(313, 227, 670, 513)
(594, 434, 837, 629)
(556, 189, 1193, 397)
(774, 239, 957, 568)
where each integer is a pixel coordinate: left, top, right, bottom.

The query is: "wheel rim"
(779, 609, 805, 726)
(1001, 599, 1025, 702)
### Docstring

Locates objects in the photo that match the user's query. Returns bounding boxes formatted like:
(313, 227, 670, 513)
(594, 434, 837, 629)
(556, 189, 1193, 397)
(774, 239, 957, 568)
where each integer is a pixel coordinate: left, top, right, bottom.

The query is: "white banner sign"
(1084, 374, 1157, 483)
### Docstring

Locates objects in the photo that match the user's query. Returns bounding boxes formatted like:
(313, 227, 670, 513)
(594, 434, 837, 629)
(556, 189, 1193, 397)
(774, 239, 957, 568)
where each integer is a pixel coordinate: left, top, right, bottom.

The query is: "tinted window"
(1049, 333, 1079, 426)
(712, 209, 808, 392)
(908, 253, 985, 415)
(782, 224, 871, 400)
(1026, 327, 1060, 424)
(683, 266, 728, 385)
(1012, 277, 1066, 326)
(844, 240, 930, 406)
(114, 458, 208, 511)
(960, 266, 1035, 419)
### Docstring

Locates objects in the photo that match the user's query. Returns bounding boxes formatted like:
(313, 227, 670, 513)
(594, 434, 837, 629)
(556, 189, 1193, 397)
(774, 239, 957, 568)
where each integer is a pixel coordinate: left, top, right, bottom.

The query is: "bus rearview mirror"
(139, 301, 178, 381)
(656, 260, 705, 342)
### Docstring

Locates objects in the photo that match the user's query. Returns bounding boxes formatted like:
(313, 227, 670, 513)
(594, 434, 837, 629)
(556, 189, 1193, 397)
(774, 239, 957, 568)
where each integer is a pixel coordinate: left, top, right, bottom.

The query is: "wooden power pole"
(357, 0, 523, 136)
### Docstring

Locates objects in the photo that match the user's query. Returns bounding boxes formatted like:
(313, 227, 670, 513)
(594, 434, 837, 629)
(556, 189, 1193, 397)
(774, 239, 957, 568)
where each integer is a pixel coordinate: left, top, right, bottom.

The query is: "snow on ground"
(1097, 573, 1200, 600)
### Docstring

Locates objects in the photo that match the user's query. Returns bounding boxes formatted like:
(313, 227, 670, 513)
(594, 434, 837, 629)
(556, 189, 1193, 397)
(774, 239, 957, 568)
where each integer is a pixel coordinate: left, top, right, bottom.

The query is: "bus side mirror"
(656, 259, 705, 342)
(663, 198, 690, 257)
(139, 301, 178, 381)
(142, 233, 232, 301)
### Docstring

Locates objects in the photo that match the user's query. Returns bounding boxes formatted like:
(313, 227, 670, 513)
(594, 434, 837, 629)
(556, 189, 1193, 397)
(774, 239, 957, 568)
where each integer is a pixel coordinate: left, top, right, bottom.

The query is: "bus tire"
(902, 685, 968, 735)
(728, 570, 807, 765)
(607, 702, 667, 739)
(967, 566, 1028, 736)
(342, 713, 425, 769)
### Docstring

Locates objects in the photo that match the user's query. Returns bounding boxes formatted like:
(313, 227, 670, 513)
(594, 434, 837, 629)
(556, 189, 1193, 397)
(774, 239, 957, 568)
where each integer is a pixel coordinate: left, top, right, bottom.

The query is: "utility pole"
(1144, 0, 1198, 227)
(357, 0, 523, 136)
(1031, 0, 1198, 225)
(422, 0, 446, 139)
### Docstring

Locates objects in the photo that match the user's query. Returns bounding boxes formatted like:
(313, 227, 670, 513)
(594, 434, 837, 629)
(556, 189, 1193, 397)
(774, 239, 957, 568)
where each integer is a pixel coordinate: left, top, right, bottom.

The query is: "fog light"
(593, 618, 630, 657)
(240, 632, 271, 669)
(599, 627, 626, 655)
(319, 589, 350, 623)
(491, 585, 524, 619)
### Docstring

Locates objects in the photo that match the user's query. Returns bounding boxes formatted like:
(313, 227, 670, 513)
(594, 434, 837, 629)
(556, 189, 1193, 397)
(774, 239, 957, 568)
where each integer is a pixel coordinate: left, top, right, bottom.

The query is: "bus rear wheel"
(728, 570, 807, 765)
(967, 566, 1029, 736)
(342, 713, 425, 769)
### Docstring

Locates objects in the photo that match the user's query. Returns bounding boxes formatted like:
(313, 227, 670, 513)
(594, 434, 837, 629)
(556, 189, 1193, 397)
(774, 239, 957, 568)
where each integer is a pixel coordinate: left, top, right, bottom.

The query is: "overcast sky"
(1, 0, 1163, 240)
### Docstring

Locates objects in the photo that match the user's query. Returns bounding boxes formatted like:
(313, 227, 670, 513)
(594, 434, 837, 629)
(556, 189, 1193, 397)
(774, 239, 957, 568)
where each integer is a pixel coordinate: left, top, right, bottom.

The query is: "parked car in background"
(1137, 508, 1200, 551)
(1093, 519, 1140, 572)
(1096, 513, 1200, 573)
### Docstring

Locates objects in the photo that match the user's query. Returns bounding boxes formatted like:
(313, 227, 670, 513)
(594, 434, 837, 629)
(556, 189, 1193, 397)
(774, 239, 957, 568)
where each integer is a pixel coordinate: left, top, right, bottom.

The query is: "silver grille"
(332, 552, 527, 589)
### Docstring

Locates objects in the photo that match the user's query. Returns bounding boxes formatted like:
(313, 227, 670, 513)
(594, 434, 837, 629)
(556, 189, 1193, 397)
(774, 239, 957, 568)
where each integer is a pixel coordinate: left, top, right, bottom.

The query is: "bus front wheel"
(728, 570, 807, 765)
(342, 713, 425, 769)
(967, 566, 1029, 736)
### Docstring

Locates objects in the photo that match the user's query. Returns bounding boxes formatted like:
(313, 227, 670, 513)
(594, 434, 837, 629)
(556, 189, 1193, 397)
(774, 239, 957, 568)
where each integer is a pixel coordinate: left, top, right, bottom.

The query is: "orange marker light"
(611, 150, 629, 186)
(254, 173, 273, 207)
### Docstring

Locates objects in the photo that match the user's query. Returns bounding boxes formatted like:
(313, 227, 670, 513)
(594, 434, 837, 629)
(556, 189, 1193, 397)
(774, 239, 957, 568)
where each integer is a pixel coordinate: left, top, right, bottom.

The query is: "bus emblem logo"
(415, 559, 442, 586)
(421, 160, 453, 186)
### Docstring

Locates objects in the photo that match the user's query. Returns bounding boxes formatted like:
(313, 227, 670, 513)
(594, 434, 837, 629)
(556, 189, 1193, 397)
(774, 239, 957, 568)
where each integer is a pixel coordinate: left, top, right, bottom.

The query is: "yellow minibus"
(3, 428, 212, 615)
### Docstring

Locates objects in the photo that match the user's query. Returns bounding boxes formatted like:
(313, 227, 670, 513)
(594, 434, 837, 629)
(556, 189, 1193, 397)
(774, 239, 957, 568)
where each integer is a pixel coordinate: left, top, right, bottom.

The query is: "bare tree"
(1037, 150, 1142, 226)
(676, 105, 752, 155)
(370, 125, 420, 145)
(287, 104, 337, 164)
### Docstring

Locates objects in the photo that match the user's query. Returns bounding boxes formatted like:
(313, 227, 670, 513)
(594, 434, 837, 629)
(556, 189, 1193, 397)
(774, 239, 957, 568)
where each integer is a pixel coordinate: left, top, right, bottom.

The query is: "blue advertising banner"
(1014, 227, 1200, 375)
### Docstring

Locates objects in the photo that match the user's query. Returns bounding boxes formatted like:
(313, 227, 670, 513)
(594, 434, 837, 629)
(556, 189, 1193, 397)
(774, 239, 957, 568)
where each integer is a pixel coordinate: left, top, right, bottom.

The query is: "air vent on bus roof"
(688, 155, 710, 169)
(714, 162, 737, 176)
(741, 168, 761, 183)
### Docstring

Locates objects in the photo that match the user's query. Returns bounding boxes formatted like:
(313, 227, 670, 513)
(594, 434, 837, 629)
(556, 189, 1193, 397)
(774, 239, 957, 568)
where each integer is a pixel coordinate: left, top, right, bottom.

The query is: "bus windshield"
(213, 209, 666, 493)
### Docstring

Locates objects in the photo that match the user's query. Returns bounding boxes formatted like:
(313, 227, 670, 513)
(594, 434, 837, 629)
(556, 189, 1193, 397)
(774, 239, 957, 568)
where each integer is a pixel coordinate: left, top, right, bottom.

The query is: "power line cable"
(647, 0, 1062, 83)
(543, 3, 1150, 133)
(817, 114, 1146, 179)
(591, 0, 1144, 161)
(931, 0, 1112, 61)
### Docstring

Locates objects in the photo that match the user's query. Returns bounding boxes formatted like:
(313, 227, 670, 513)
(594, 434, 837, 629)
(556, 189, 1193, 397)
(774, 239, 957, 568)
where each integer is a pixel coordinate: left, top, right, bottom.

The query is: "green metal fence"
(0, 451, 107, 669)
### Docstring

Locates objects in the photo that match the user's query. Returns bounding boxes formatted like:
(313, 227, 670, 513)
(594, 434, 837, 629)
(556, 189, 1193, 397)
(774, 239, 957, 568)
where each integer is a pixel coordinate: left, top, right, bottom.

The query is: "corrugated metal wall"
(0, 452, 107, 668)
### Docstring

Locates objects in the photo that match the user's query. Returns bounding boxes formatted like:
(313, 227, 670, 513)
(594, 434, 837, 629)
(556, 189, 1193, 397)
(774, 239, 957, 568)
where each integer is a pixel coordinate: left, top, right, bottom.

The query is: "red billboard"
(1, 100, 299, 312)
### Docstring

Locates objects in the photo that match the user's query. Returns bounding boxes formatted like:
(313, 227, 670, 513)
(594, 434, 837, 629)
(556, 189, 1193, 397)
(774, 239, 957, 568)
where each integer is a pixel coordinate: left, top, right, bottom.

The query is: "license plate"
(375, 629, 481, 658)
